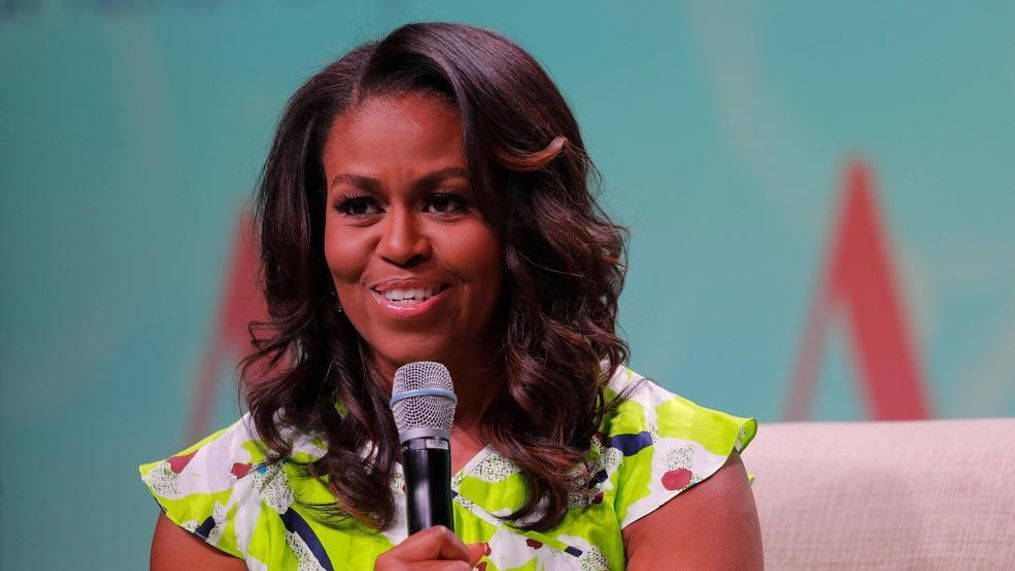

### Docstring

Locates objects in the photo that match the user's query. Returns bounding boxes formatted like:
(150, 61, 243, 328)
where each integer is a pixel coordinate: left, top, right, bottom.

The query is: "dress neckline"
(392, 444, 493, 487)
(452, 445, 492, 483)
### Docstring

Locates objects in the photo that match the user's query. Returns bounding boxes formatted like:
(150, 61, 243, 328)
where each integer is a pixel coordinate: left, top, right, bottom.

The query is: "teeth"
(382, 287, 442, 303)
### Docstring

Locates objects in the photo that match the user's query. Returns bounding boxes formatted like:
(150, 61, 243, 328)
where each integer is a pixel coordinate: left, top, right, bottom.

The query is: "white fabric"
(745, 419, 1015, 570)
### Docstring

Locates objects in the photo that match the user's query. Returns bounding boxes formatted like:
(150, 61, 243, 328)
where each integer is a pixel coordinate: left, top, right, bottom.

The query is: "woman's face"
(322, 93, 504, 381)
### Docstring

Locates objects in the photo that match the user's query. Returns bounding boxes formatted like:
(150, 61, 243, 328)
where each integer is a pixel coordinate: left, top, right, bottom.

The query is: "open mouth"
(373, 284, 450, 306)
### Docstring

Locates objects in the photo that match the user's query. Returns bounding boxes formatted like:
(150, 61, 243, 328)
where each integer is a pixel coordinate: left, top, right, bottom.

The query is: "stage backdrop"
(1, 1, 1012, 568)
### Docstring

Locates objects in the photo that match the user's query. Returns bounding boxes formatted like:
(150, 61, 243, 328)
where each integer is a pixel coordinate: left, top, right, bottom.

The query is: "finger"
(376, 556, 470, 571)
(389, 526, 471, 562)
(435, 528, 472, 562)
(466, 543, 487, 567)
(403, 561, 473, 571)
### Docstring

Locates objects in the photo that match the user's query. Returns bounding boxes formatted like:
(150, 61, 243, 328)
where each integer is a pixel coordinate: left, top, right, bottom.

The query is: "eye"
(334, 195, 382, 217)
(424, 192, 470, 215)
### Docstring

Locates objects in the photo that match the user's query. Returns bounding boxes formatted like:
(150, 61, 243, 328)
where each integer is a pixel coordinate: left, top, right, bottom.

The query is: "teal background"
(1, 1, 1013, 568)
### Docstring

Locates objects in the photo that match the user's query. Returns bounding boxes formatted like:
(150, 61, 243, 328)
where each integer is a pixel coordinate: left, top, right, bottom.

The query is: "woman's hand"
(375, 526, 485, 570)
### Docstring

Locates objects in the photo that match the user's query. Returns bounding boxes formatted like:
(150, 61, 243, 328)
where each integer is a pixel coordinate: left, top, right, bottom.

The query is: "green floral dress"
(140, 367, 756, 570)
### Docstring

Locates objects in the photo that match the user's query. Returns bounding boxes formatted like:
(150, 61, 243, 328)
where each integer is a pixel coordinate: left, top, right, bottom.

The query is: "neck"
(446, 359, 502, 432)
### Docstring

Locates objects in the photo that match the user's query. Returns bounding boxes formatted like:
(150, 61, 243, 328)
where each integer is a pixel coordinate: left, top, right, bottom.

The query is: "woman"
(142, 22, 762, 570)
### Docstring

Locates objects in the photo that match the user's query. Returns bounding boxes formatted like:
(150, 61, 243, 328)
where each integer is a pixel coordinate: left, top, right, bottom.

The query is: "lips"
(378, 285, 447, 305)
(370, 279, 451, 311)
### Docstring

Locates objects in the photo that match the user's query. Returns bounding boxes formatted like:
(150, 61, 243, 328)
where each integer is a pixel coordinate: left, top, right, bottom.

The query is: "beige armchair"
(744, 418, 1015, 569)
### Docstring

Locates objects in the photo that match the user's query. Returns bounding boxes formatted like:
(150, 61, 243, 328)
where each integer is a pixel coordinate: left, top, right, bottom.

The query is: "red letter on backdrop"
(786, 160, 931, 420)
(187, 211, 267, 442)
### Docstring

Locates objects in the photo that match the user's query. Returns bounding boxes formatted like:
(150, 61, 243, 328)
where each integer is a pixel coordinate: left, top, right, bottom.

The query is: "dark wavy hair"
(242, 22, 629, 531)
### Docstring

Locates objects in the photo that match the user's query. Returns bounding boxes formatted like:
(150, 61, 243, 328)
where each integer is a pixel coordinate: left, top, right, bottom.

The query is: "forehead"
(322, 94, 466, 176)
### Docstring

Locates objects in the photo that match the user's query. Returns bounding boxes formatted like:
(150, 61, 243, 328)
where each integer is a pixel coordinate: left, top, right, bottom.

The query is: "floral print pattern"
(140, 367, 756, 569)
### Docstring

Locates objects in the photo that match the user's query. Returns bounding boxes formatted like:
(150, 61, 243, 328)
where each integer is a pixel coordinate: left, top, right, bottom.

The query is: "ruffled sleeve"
(138, 415, 271, 559)
(600, 367, 757, 528)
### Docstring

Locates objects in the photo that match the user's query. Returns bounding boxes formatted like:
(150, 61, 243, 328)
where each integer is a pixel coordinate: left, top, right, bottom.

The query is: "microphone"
(390, 361, 457, 535)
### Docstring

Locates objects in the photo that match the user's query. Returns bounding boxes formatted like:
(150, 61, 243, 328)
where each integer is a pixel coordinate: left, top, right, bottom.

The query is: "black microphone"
(390, 361, 457, 535)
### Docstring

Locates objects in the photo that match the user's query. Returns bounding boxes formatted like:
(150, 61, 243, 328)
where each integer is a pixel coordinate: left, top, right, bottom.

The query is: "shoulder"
(139, 415, 268, 504)
(622, 452, 763, 569)
(139, 415, 328, 561)
(139, 415, 265, 559)
(598, 367, 757, 528)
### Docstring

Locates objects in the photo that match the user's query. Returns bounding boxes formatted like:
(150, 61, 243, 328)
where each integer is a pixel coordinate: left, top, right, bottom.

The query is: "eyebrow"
(329, 167, 468, 194)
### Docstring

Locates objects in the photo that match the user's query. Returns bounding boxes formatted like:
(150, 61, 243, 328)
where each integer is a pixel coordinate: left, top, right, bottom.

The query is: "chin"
(371, 338, 453, 373)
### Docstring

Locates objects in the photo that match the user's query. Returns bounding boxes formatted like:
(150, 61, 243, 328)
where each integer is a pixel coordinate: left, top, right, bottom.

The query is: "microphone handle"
(401, 437, 454, 535)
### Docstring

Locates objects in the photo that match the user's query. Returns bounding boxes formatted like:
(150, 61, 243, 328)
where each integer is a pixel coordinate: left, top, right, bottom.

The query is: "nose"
(376, 207, 432, 267)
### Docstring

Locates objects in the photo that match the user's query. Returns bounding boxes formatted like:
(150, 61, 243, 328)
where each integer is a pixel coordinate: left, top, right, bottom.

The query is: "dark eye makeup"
(423, 191, 472, 214)
(331, 189, 473, 218)
(332, 194, 382, 217)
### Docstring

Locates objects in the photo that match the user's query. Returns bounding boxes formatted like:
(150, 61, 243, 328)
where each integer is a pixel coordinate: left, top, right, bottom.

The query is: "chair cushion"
(744, 419, 1015, 569)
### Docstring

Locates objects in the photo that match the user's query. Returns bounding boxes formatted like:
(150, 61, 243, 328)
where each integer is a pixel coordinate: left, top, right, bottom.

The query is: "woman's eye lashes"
(424, 192, 470, 214)
(332, 190, 471, 217)
(333, 196, 381, 217)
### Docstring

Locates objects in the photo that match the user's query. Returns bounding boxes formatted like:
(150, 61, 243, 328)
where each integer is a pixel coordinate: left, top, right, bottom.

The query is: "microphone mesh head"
(391, 361, 456, 434)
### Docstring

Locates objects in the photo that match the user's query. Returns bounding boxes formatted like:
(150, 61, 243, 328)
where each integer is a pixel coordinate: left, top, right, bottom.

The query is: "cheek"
(450, 226, 504, 301)
(323, 225, 369, 285)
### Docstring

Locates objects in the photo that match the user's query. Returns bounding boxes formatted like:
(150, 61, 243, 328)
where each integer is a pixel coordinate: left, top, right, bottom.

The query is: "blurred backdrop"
(1, 0, 1013, 568)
